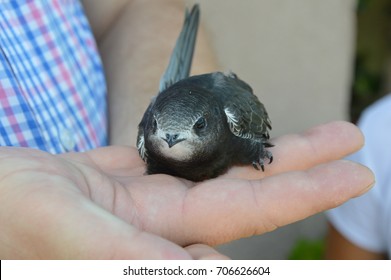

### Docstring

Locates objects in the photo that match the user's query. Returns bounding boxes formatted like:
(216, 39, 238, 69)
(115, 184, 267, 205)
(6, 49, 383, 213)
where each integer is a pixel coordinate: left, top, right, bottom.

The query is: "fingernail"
(357, 181, 375, 196)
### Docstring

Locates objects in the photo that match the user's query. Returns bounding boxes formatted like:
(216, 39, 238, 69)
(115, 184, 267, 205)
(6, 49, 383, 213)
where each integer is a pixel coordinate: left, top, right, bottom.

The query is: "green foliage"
(357, 0, 371, 12)
(350, 0, 390, 123)
(350, 54, 385, 123)
(288, 239, 325, 260)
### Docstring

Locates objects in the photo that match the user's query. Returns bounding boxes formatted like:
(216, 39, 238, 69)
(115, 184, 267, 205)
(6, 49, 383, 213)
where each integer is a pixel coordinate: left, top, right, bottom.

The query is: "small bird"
(137, 4, 273, 181)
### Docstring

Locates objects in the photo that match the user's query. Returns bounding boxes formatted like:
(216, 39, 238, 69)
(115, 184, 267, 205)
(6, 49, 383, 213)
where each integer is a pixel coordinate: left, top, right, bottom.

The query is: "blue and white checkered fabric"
(0, 0, 107, 153)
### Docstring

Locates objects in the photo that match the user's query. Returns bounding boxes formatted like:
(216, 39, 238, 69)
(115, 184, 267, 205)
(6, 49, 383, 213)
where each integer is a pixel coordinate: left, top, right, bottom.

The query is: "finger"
(63, 146, 146, 175)
(224, 121, 364, 180)
(86, 220, 191, 259)
(88, 146, 145, 169)
(64, 206, 192, 259)
(0, 178, 189, 259)
(84, 219, 192, 260)
(185, 244, 231, 260)
(178, 160, 374, 246)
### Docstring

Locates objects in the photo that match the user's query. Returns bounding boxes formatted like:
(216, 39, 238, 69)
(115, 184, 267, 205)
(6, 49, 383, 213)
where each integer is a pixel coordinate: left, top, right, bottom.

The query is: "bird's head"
(145, 86, 226, 162)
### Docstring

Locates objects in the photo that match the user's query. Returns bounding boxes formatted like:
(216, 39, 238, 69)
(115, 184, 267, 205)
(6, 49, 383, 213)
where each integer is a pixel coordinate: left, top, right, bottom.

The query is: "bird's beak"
(163, 133, 185, 148)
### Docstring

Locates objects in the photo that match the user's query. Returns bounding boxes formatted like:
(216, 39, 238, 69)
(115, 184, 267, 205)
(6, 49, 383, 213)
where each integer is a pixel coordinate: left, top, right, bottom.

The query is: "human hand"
(0, 121, 374, 259)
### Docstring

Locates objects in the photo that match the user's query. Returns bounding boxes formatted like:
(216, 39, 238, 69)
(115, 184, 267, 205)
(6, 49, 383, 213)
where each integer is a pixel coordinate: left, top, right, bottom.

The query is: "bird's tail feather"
(158, 4, 200, 92)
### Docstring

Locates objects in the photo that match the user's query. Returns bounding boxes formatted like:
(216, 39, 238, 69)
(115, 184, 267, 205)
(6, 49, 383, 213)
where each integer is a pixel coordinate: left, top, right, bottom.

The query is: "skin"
(0, 121, 375, 259)
(325, 224, 385, 260)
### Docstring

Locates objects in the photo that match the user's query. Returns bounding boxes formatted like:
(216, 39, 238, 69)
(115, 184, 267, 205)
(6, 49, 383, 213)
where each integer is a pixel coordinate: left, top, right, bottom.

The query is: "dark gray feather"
(158, 4, 200, 92)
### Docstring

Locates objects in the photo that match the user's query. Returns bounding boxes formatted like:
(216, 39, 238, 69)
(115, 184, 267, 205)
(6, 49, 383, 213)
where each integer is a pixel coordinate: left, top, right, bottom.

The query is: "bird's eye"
(194, 117, 206, 130)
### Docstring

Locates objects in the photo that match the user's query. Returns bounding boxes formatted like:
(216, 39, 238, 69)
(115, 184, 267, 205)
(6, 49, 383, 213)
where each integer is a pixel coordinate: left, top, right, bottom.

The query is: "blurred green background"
(351, 0, 391, 123)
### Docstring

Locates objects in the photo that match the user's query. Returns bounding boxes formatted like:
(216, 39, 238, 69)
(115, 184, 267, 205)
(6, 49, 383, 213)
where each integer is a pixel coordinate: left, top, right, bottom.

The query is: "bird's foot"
(252, 149, 273, 172)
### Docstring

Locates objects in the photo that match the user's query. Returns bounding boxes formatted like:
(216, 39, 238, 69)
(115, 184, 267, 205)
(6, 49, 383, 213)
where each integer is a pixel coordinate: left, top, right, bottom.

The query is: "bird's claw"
(252, 150, 273, 172)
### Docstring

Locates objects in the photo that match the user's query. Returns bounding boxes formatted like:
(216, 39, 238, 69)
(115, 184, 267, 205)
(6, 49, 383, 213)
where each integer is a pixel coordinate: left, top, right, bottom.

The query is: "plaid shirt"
(0, 0, 107, 153)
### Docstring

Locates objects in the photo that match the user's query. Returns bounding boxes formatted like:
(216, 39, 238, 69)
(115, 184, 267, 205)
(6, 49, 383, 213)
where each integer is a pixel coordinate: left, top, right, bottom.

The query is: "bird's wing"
(158, 4, 200, 92)
(222, 75, 272, 141)
(137, 99, 155, 161)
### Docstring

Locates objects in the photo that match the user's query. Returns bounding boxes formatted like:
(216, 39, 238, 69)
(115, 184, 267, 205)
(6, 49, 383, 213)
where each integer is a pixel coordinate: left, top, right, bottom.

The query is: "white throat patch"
(156, 138, 194, 161)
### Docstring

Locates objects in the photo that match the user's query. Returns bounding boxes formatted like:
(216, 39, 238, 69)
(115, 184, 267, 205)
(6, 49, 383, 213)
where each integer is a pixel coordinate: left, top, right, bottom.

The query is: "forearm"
(325, 223, 385, 260)
(85, 0, 218, 145)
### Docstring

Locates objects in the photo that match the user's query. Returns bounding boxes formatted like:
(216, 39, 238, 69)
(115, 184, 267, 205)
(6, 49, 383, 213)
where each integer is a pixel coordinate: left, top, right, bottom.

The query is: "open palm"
(0, 121, 374, 259)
